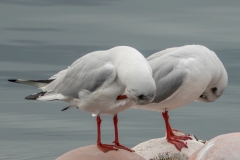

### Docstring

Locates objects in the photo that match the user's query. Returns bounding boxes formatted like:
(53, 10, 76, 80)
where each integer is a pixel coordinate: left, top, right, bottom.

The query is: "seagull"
(8, 46, 156, 153)
(132, 45, 228, 151)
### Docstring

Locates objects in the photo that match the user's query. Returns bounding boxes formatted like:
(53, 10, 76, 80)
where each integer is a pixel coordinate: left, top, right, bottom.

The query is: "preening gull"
(133, 45, 228, 151)
(8, 46, 156, 152)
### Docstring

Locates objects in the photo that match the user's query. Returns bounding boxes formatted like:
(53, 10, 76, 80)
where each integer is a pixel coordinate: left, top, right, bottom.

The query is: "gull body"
(133, 45, 228, 150)
(135, 45, 227, 112)
(9, 46, 156, 152)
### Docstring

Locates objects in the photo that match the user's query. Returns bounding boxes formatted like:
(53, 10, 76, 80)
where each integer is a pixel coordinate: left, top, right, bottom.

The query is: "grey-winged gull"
(132, 45, 228, 151)
(8, 46, 156, 152)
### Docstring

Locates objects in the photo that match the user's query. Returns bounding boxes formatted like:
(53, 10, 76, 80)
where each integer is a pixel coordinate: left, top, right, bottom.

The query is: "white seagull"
(8, 46, 156, 152)
(133, 45, 228, 151)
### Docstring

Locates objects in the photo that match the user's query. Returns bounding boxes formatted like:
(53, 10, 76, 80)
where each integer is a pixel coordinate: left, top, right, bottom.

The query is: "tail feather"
(8, 79, 54, 88)
(25, 91, 67, 101)
(37, 92, 66, 101)
(31, 80, 54, 83)
(25, 91, 47, 100)
(61, 106, 69, 111)
(8, 79, 17, 83)
(61, 105, 76, 111)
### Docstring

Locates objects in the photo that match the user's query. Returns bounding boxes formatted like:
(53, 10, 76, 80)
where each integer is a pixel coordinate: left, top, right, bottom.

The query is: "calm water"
(1, 0, 240, 159)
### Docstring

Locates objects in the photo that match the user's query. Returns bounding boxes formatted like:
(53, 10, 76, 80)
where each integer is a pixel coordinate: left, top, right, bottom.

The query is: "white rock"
(133, 132, 204, 160)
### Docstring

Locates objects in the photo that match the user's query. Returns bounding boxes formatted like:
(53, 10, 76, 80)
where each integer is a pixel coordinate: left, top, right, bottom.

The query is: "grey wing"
(149, 55, 188, 103)
(43, 52, 116, 98)
(49, 68, 68, 80)
(147, 47, 178, 61)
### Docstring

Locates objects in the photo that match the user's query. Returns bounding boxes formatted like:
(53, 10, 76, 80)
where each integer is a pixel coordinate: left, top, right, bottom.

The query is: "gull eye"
(138, 95, 145, 100)
(200, 94, 205, 98)
(211, 87, 217, 94)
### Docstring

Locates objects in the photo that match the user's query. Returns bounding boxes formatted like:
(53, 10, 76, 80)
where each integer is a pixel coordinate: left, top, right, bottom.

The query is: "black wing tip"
(25, 96, 35, 100)
(25, 91, 46, 100)
(8, 79, 54, 84)
(8, 79, 17, 83)
(61, 106, 69, 111)
(31, 79, 55, 83)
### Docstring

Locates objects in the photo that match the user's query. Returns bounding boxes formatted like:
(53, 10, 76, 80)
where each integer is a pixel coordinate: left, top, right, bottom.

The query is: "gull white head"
(126, 79, 156, 105)
(199, 64, 228, 102)
(123, 66, 156, 105)
(112, 46, 156, 105)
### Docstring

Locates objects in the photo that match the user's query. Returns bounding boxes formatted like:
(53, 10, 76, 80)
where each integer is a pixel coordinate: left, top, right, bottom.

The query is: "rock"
(189, 132, 240, 160)
(133, 131, 204, 160)
(56, 145, 145, 160)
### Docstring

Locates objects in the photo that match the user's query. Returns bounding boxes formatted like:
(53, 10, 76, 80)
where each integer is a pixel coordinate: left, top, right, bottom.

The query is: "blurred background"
(0, 0, 240, 159)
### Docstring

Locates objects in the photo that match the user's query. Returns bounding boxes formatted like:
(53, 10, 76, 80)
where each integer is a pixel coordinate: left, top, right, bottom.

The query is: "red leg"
(162, 111, 192, 151)
(96, 115, 118, 153)
(112, 114, 134, 152)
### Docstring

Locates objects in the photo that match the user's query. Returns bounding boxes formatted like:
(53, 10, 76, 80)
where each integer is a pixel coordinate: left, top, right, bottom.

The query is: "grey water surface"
(1, 0, 240, 159)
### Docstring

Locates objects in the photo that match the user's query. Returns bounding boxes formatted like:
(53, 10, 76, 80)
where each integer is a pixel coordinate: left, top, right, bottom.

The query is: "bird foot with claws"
(97, 143, 118, 153)
(167, 138, 188, 151)
(113, 141, 134, 152)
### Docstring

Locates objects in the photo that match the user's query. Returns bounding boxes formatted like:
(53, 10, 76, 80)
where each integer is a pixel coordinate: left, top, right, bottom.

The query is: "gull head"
(198, 66, 228, 102)
(126, 84, 156, 105)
